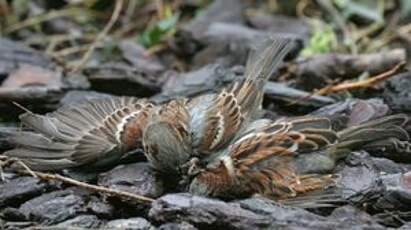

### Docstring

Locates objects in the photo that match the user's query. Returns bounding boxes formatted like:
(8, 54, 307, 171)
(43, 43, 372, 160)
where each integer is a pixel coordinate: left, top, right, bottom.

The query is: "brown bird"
(3, 37, 293, 175)
(143, 36, 295, 177)
(4, 97, 154, 171)
(189, 114, 410, 199)
(143, 99, 192, 175)
(187, 37, 295, 156)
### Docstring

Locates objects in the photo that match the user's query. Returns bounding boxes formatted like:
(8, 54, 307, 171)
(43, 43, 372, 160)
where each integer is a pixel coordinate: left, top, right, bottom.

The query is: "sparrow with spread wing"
(3, 36, 294, 175)
(2, 36, 410, 205)
(189, 114, 410, 199)
(188, 37, 295, 155)
(3, 97, 154, 171)
(143, 36, 295, 178)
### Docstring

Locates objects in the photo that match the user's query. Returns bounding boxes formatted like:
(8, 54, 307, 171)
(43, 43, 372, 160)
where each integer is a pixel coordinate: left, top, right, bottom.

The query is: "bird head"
(143, 100, 192, 176)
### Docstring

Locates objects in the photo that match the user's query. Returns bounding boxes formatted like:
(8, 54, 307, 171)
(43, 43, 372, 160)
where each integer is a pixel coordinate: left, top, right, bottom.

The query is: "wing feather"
(191, 116, 336, 198)
(193, 37, 295, 154)
(5, 97, 154, 170)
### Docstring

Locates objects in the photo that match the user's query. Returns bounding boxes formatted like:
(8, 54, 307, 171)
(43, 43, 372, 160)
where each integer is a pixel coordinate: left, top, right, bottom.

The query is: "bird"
(143, 99, 192, 176)
(3, 36, 294, 175)
(2, 36, 410, 204)
(143, 36, 295, 178)
(187, 37, 295, 156)
(188, 114, 411, 199)
(3, 97, 154, 171)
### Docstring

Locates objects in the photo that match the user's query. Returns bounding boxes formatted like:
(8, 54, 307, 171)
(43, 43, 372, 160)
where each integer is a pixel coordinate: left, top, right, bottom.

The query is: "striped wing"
(193, 37, 295, 154)
(190, 116, 337, 198)
(5, 97, 154, 170)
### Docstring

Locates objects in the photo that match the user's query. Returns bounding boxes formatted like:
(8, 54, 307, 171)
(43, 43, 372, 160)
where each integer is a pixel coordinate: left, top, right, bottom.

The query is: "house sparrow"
(142, 36, 295, 178)
(4, 37, 293, 175)
(143, 99, 192, 175)
(189, 114, 410, 199)
(3, 97, 154, 171)
(187, 37, 295, 156)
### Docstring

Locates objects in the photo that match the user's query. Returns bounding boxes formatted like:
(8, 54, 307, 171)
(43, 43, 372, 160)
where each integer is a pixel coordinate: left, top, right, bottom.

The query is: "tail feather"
(245, 36, 295, 84)
(280, 190, 346, 209)
(362, 138, 411, 153)
(331, 114, 410, 160)
(338, 114, 409, 140)
(336, 127, 409, 149)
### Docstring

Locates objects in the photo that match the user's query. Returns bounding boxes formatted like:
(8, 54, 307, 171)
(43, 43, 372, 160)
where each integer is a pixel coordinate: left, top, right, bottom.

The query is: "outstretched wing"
(193, 37, 295, 154)
(4, 97, 154, 170)
(190, 116, 336, 199)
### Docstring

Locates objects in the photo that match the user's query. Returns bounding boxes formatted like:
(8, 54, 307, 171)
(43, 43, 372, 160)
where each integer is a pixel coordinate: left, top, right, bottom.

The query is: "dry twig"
(0, 156, 154, 204)
(315, 61, 405, 95)
(287, 60, 405, 106)
(32, 172, 155, 203)
(4, 8, 83, 34)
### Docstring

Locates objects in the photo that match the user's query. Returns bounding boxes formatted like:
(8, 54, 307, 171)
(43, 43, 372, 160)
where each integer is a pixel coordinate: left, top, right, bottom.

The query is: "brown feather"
(199, 88, 244, 153)
(195, 37, 295, 155)
(190, 116, 338, 199)
(5, 97, 154, 170)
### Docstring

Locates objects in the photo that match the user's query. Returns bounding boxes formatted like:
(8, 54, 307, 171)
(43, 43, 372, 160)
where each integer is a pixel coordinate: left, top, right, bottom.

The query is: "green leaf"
(302, 26, 337, 56)
(138, 12, 180, 47)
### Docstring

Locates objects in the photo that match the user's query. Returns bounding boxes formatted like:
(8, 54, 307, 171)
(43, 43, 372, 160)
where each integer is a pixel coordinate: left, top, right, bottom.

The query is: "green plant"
(302, 26, 337, 56)
(138, 6, 179, 48)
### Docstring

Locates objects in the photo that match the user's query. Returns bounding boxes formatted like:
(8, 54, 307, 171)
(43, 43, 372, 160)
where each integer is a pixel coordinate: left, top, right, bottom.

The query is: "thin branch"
(4, 8, 83, 34)
(315, 61, 405, 95)
(287, 61, 405, 106)
(70, 0, 124, 73)
(32, 171, 154, 203)
(0, 156, 154, 203)
(12, 101, 34, 114)
(51, 44, 100, 58)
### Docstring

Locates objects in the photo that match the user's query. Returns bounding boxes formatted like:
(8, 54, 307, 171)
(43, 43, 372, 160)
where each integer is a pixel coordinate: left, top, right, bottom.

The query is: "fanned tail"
(331, 114, 410, 160)
(279, 188, 347, 209)
(244, 36, 295, 84)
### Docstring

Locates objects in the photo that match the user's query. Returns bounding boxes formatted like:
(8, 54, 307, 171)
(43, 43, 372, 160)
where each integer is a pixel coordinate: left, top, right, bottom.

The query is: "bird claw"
(179, 157, 202, 176)
(178, 157, 204, 187)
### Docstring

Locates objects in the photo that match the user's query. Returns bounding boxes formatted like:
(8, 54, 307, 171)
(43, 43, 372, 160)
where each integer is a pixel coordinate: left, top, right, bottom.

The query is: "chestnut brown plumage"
(142, 36, 295, 178)
(187, 37, 295, 156)
(189, 114, 410, 199)
(4, 36, 410, 203)
(143, 99, 192, 175)
(4, 37, 294, 175)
